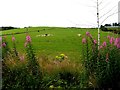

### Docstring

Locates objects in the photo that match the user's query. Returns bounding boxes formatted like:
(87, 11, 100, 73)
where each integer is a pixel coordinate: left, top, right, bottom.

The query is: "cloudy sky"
(0, 0, 119, 28)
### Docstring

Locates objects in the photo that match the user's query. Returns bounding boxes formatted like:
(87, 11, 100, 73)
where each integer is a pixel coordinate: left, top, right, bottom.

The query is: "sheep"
(77, 34, 81, 37)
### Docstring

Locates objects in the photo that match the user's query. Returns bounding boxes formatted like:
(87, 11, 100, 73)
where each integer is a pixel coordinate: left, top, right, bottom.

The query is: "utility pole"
(90, 0, 119, 50)
(97, 0, 100, 50)
(118, 1, 120, 31)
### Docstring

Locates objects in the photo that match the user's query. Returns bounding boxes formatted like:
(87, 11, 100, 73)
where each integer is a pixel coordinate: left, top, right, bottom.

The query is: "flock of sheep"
(36, 33, 81, 37)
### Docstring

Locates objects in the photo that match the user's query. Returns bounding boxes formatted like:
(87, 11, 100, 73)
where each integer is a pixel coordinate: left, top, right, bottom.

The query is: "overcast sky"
(0, 0, 119, 28)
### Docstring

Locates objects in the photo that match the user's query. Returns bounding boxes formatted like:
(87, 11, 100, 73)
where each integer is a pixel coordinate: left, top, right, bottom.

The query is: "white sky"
(0, 0, 119, 28)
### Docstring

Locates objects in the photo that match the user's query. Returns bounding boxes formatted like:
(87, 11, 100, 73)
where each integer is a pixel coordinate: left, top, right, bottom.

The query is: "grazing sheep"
(77, 34, 81, 37)
(45, 34, 48, 37)
(36, 34, 53, 37)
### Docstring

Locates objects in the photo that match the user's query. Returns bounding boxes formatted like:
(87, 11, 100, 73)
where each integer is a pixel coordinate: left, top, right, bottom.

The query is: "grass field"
(1, 27, 117, 62)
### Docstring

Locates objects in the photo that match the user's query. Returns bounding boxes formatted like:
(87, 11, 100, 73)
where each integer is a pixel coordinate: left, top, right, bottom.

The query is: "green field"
(1, 27, 117, 62)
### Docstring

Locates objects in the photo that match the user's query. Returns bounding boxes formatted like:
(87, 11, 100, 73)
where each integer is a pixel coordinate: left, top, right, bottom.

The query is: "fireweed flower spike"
(117, 43, 120, 49)
(110, 37, 115, 44)
(102, 41, 107, 47)
(26, 35, 31, 42)
(82, 38, 86, 44)
(86, 32, 92, 38)
(2, 42, 6, 47)
(12, 36, 15, 41)
(100, 45, 103, 49)
(114, 38, 119, 46)
(86, 32, 90, 36)
(114, 38, 120, 47)
(107, 35, 111, 40)
(93, 39, 97, 45)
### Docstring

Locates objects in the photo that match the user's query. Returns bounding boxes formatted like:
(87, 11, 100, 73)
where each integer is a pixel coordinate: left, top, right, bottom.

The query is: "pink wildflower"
(12, 36, 15, 41)
(86, 32, 90, 36)
(102, 41, 107, 47)
(100, 45, 103, 49)
(107, 35, 111, 40)
(2, 42, 6, 47)
(26, 35, 31, 42)
(118, 38, 120, 42)
(114, 37, 120, 49)
(117, 43, 120, 49)
(93, 39, 97, 44)
(114, 38, 119, 46)
(82, 38, 86, 44)
(109, 37, 115, 44)
(86, 32, 92, 38)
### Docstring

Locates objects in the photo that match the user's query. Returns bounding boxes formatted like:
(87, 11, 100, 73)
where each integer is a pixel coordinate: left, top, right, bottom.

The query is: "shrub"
(2, 35, 43, 89)
(95, 36, 120, 88)
(100, 25, 108, 31)
(82, 32, 120, 88)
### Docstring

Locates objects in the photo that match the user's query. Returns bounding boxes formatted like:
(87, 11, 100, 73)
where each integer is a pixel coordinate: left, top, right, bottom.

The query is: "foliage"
(2, 34, 42, 89)
(100, 25, 108, 31)
(82, 32, 120, 88)
(2, 34, 84, 89)
(95, 36, 120, 88)
(39, 58, 84, 88)
(2, 35, 11, 59)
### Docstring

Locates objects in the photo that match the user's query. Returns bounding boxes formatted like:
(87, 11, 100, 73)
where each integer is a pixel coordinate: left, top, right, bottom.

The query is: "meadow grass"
(1, 27, 117, 62)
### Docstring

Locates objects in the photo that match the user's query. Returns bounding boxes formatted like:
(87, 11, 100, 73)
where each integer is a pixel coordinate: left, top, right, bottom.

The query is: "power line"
(99, 5, 117, 19)
(98, 0, 104, 5)
(99, 2, 111, 11)
(100, 11, 120, 25)
(66, 19, 97, 27)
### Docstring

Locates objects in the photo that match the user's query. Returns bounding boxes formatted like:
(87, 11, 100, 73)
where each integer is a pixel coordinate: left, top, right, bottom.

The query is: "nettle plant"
(82, 32, 120, 88)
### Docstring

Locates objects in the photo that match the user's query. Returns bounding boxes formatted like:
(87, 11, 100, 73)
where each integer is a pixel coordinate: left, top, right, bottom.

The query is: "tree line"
(100, 22, 120, 34)
(103, 22, 120, 27)
(0, 26, 19, 31)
